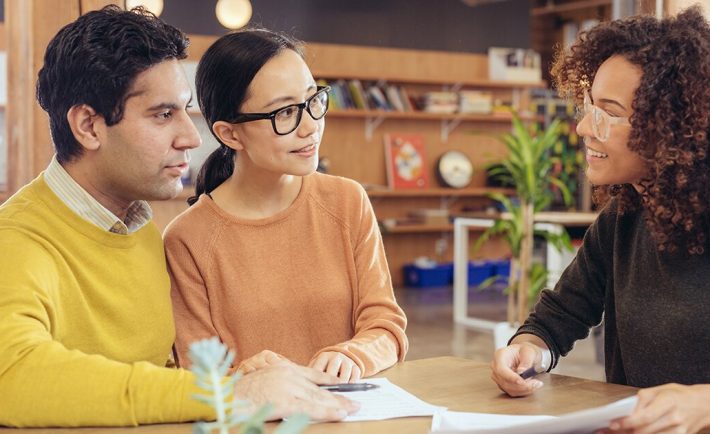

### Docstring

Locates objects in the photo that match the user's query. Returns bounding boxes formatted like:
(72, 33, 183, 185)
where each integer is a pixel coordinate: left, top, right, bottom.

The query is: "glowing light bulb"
(215, 0, 253, 29)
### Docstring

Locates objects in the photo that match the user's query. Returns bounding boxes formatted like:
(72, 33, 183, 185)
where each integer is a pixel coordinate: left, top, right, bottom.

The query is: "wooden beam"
(0, 23, 6, 51)
(80, 0, 123, 14)
(5, 0, 82, 193)
(531, 0, 612, 16)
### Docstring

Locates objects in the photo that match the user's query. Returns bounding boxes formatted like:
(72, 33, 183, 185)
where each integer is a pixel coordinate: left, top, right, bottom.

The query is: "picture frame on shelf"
(384, 133, 430, 190)
(488, 47, 542, 83)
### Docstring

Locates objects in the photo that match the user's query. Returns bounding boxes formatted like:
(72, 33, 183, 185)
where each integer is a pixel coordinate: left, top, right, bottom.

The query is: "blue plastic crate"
(403, 262, 453, 288)
(468, 260, 494, 286)
(489, 259, 511, 284)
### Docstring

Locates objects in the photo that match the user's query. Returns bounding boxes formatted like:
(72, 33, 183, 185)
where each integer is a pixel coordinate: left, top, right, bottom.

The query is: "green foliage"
(475, 113, 574, 313)
(189, 337, 308, 434)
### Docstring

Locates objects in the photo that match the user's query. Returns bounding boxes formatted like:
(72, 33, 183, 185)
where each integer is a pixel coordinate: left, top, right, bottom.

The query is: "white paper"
(334, 378, 445, 422)
(432, 412, 555, 431)
(432, 396, 638, 434)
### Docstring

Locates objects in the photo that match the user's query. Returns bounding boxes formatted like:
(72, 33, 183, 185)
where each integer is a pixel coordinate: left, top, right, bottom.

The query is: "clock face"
(438, 151, 473, 188)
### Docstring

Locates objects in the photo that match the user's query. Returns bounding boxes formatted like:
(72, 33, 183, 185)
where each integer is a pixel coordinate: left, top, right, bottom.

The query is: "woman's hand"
(597, 384, 710, 434)
(490, 341, 545, 397)
(235, 364, 360, 422)
(309, 351, 362, 383)
(237, 350, 291, 375)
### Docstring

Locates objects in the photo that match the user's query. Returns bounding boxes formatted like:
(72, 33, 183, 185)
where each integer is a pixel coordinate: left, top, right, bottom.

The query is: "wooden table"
(0, 356, 667, 433)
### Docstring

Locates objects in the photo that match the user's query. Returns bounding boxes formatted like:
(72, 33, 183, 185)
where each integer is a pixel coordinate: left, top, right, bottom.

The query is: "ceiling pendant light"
(125, 0, 164, 16)
(215, 0, 253, 29)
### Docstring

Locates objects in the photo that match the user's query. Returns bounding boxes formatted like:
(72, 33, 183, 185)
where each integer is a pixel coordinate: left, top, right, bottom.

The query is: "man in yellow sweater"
(0, 5, 355, 427)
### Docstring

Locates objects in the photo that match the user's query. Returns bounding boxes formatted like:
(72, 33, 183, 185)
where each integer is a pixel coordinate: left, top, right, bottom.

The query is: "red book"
(384, 133, 430, 189)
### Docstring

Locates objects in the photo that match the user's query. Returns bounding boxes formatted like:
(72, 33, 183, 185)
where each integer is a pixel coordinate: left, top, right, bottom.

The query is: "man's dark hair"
(36, 5, 189, 163)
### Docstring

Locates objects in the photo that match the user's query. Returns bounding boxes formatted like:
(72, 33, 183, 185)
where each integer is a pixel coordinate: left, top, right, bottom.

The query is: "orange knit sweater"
(164, 173, 408, 377)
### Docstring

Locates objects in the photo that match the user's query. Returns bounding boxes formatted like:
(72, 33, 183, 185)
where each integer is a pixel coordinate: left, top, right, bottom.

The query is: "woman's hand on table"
(309, 351, 362, 383)
(597, 383, 710, 434)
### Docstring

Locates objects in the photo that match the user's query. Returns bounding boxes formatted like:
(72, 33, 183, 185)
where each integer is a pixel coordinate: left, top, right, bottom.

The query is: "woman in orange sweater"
(164, 29, 408, 383)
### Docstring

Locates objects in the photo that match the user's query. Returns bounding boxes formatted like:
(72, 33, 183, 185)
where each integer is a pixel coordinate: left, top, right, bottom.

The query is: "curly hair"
(36, 5, 189, 163)
(552, 6, 710, 255)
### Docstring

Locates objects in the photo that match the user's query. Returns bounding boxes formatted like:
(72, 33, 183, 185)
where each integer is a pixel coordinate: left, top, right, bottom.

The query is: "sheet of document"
(334, 377, 445, 422)
(431, 396, 638, 433)
(432, 412, 555, 431)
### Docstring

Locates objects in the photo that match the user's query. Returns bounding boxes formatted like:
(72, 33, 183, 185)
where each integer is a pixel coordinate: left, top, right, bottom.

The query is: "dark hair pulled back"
(189, 29, 303, 205)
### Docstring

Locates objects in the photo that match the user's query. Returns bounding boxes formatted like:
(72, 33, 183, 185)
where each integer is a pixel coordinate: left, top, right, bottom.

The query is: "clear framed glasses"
(230, 85, 330, 135)
(583, 89, 630, 142)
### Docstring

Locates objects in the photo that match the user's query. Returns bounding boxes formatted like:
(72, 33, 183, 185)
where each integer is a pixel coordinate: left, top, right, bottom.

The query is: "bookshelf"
(531, 0, 612, 16)
(530, 0, 612, 83)
(327, 109, 544, 142)
(366, 187, 513, 198)
(317, 74, 545, 142)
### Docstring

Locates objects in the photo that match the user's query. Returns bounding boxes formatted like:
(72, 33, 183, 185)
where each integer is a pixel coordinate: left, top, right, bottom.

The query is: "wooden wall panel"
(6, 0, 83, 193)
(305, 42, 489, 83)
(4, 0, 125, 196)
(80, 0, 122, 13)
(666, 0, 710, 17)
(0, 23, 6, 51)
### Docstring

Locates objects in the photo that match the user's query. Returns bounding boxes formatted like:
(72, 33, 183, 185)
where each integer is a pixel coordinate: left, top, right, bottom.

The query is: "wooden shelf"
(381, 224, 486, 234)
(531, 0, 611, 16)
(176, 186, 512, 201)
(315, 73, 546, 89)
(458, 211, 598, 226)
(328, 109, 543, 123)
(366, 187, 513, 198)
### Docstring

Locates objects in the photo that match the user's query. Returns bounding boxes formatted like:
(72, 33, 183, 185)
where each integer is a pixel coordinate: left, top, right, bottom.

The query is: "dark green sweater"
(516, 199, 710, 388)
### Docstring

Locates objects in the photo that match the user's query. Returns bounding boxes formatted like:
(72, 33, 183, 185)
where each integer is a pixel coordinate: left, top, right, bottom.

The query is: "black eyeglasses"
(230, 85, 331, 135)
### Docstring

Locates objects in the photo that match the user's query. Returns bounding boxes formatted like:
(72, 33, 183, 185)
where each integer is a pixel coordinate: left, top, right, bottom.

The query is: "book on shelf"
(367, 84, 391, 111)
(385, 84, 406, 111)
(459, 90, 493, 114)
(422, 91, 458, 113)
(384, 133, 430, 189)
(347, 79, 369, 109)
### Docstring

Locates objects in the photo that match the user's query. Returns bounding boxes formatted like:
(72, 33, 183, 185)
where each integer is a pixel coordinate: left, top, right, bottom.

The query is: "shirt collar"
(44, 156, 152, 234)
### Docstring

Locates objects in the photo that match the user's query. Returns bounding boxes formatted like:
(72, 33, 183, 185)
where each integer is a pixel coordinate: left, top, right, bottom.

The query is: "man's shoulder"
(0, 179, 52, 230)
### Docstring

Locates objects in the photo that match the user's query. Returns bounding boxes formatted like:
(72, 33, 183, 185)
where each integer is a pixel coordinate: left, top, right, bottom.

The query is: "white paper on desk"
(432, 396, 638, 433)
(431, 412, 555, 431)
(333, 377, 445, 422)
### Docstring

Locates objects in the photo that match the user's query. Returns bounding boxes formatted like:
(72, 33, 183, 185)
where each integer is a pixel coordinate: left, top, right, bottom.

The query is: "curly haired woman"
(491, 6, 710, 433)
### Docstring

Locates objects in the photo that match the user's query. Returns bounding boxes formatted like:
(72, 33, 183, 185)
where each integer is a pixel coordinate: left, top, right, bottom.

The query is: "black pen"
(518, 348, 551, 380)
(319, 383, 380, 392)
(519, 365, 542, 380)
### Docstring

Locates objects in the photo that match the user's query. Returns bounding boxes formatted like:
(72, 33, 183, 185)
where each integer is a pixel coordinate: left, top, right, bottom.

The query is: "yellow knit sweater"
(165, 172, 408, 375)
(0, 176, 212, 427)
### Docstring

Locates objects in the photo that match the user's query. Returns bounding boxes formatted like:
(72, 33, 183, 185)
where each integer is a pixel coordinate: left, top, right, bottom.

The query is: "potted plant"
(475, 113, 573, 331)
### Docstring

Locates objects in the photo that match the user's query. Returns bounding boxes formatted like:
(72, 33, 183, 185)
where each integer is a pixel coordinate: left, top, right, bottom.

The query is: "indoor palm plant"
(475, 113, 573, 326)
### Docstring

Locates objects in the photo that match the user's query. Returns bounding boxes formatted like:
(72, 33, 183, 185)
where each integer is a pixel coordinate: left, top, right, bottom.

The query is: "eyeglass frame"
(228, 85, 331, 135)
(582, 89, 630, 142)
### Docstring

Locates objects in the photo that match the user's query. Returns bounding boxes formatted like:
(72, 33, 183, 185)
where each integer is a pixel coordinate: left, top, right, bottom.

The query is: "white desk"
(452, 213, 596, 333)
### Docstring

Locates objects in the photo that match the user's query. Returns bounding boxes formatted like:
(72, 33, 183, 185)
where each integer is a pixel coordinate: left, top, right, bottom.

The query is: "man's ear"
(212, 121, 245, 152)
(66, 104, 102, 151)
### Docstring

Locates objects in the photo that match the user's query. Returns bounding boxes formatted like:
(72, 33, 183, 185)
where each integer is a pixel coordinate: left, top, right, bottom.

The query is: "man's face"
(93, 58, 201, 202)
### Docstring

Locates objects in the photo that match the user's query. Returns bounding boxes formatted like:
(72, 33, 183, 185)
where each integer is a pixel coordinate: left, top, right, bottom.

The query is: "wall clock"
(436, 150, 473, 188)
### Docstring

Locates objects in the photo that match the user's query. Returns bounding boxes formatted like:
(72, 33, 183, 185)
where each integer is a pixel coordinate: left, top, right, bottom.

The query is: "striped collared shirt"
(44, 156, 152, 234)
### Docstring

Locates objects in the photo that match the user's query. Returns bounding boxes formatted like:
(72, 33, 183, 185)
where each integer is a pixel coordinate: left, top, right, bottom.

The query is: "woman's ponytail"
(188, 145, 235, 205)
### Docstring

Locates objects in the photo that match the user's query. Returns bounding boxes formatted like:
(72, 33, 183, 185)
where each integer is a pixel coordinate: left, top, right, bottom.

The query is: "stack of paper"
(431, 396, 638, 433)
(334, 378, 445, 422)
